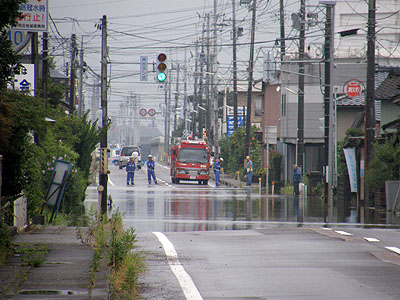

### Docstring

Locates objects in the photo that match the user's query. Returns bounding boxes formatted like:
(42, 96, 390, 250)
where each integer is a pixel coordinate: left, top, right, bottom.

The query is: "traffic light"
(156, 53, 167, 82)
(202, 128, 207, 138)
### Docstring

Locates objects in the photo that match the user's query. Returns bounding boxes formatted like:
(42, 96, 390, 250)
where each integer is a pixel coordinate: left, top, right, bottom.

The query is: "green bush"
(366, 136, 400, 190)
(219, 127, 262, 175)
(0, 90, 102, 224)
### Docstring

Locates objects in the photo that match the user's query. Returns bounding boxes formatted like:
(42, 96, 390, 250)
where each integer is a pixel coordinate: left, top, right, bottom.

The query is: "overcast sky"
(47, 0, 331, 135)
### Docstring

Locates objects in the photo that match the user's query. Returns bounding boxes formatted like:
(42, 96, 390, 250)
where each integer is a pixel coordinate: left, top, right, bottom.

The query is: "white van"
(118, 146, 141, 169)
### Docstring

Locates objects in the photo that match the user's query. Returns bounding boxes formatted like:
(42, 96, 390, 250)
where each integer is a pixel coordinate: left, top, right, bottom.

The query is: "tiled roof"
(375, 72, 400, 101)
(336, 94, 364, 106)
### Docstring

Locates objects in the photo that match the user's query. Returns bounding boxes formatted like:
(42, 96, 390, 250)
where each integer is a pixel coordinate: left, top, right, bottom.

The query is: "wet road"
(85, 162, 311, 233)
(85, 162, 400, 300)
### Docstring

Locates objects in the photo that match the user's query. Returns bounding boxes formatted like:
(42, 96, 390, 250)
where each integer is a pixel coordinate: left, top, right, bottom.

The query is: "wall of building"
(335, 0, 400, 61)
(381, 100, 400, 130)
(336, 108, 363, 142)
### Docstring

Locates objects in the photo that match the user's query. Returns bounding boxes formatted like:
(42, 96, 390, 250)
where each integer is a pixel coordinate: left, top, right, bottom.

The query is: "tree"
(0, 0, 26, 89)
(366, 127, 400, 191)
(0, 90, 46, 200)
(219, 126, 262, 176)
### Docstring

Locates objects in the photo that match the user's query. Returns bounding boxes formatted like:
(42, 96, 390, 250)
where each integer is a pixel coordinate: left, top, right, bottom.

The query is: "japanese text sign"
(14, 0, 48, 32)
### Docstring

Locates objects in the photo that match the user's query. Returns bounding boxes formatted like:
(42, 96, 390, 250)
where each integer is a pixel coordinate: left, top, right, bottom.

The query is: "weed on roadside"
(89, 211, 145, 300)
(14, 244, 49, 267)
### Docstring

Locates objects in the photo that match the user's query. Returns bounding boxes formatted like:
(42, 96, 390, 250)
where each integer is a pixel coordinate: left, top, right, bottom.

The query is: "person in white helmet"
(126, 156, 136, 185)
(146, 155, 157, 184)
(213, 157, 223, 186)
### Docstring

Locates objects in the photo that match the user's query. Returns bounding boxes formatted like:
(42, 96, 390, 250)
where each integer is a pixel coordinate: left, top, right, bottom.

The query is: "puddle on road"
(19, 289, 86, 295)
(86, 187, 400, 232)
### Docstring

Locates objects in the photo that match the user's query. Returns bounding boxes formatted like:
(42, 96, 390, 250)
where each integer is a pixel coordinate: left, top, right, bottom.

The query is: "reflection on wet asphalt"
(85, 184, 322, 233)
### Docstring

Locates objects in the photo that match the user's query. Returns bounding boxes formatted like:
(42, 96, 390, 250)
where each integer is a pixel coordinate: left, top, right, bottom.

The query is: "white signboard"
(9, 64, 35, 96)
(343, 148, 358, 193)
(265, 126, 278, 145)
(226, 106, 247, 116)
(140, 56, 148, 81)
(14, 0, 49, 32)
(6, 30, 27, 49)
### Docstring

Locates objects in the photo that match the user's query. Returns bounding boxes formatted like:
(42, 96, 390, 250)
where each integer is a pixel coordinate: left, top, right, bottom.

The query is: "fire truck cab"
(170, 139, 210, 185)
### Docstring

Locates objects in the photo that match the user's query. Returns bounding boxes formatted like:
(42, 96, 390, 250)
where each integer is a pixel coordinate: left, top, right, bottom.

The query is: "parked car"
(110, 148, 121, 166)
(118, 146, 141, 169)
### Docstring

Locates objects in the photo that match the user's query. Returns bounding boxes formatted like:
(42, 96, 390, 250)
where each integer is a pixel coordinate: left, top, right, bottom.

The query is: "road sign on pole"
(14, 0, 49, 32)
(139, 108, 148, 117)
(140, 56, 148, 81)
(8, 64, 35, 96)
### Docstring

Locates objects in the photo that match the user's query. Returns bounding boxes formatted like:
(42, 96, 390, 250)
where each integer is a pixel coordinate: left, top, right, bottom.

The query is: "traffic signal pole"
(99, 15, 108, 217)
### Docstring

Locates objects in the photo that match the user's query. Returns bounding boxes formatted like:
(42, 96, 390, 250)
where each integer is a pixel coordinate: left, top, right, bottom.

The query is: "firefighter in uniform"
(213, 158, 223, 186)
(147, 155, 157, 184)
(126, 156, 136, 185)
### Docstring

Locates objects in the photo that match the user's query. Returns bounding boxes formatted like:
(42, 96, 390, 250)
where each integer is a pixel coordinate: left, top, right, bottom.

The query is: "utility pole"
(206, 14, 211, 134)
(164, 71, 169, 155)
(199, 21, 205, 137)
(244, 0, 257, 157)
(69, 34, 77, 114)
(42, 32, 48, 109)
(232, 0, 239, 131)
(297, 0, 306, 169)
(213, 0, 218, 151)
(193, 41, 199, 137)
(184, 48, 188, 136)
(168, 75, 172, 149)
(99, 15, 108, 216)
(323, 1, 335, 223)
(365, 0, 376, 222)
(78, 37, 84, 118)
(31, 32, 39, 97)
(174, 64, 180, 133)
(279, 0, 286, 61)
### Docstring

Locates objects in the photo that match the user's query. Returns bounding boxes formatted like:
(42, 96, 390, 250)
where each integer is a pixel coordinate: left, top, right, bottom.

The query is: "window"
(178, 148, 208, 164)
(281, 94, 287, 117)
(255, 99, 262, 116)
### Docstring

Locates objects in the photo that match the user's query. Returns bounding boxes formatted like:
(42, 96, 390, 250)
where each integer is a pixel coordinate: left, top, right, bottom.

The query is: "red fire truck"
(170, 139, 210, 185)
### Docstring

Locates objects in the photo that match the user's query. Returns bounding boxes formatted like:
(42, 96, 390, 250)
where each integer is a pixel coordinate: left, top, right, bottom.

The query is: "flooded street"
(85, 163, 400, 232)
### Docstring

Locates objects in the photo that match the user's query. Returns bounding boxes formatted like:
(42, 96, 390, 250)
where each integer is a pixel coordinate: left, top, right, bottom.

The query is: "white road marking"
(321, 227, 332, 231)
(385, 247, 400, 255)
(364, 237, 380, 242)
(153, 232, 203, 300)
(108, 177, 115, 187)
(335, 230, 353, 236)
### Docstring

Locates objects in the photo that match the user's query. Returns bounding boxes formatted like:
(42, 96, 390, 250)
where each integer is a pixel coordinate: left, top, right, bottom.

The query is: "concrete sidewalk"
(0, 226, 109, 300)
(216, 172, 258, 189)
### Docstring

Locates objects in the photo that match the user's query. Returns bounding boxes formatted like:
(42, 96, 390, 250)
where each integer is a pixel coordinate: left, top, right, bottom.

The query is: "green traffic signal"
(156, 53, 167, 82)
(157, 72, 167, 82)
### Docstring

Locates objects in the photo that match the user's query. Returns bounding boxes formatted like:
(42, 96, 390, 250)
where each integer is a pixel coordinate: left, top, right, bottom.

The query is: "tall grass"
(90, 212, 145, 300)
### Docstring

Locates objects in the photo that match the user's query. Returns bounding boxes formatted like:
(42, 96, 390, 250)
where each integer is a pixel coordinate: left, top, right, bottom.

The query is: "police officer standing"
(126, 156, 136, 186)
(147, 155, 157, 184)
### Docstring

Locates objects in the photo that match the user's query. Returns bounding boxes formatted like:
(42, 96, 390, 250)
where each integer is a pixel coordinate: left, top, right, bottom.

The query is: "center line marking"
(153, 232, 203, 300)
(385, 247, 400, 255)
(335, 230, 353, 236)
(364, 237, 380, 242)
